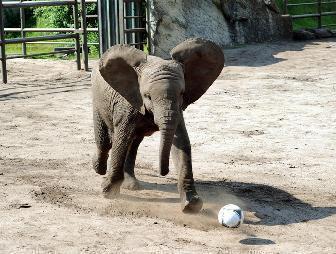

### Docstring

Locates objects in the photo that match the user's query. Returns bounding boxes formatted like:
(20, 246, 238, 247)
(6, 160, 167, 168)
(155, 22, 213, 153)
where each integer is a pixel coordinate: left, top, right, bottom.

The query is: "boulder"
(293, 29, 316, 40)
(263, 0, 281, 14)
(148, 0, 292, 58)
(293, 28, 335, 41)
(311, 28, 334, 39)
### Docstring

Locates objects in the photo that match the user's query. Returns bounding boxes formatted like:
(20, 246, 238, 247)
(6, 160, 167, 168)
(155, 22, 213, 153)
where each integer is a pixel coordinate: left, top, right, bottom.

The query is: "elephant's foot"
(101, 178, 123, 198)
(92, 155, 107, 175)
(180, 191, 203, 214)
(122, 175, 141, 190)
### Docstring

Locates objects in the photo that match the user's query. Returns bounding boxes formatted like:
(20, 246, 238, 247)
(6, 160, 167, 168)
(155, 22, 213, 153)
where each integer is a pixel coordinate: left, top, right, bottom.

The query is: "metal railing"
(0, 0, 151, 83)
(0, 0, 92, 83)
(284, 0, 336, 29)
(98, 0, 150, 54)
(123, 0, 148, 50)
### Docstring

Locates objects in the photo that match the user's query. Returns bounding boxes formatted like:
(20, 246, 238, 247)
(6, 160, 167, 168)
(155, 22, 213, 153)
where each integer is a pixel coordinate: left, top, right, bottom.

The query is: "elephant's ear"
(99, 45, 147, 114)
(170, 38, 224, 109)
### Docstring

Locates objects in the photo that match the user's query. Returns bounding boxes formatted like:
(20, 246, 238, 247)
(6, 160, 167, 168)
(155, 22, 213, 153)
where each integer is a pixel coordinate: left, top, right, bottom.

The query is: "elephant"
(91, 38, 224, 213)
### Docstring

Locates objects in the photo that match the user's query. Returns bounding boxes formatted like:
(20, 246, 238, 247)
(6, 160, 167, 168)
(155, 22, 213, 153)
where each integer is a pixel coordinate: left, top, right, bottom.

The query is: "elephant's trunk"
(157, 110, 179, 176)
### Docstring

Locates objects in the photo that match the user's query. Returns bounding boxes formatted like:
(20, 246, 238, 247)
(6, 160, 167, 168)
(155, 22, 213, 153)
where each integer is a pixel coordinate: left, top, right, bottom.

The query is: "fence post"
(108, 0, 117, 47)
(146, 0, 151, 53)
(0, 0, 7, 84)
(317, 0, 322, 28)
(20, 0, 26, 57)
(80, 0, 89, 71)
(98, 0, 105, 54)
(106, 0, 113, 48)
(118, 0, 124, 44)
(283, 0, 288, 14)
(73, 0, 81, 70)
(114, 0, 120, 44)
(134, 1, 140, 49)
(125, 1, 131, 44)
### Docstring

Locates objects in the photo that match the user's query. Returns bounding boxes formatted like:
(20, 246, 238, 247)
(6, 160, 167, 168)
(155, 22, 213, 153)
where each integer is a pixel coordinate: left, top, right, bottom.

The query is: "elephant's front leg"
(122, 136, 144, 190)
(92, 111, 112, 175)
(102, 128, 134, 198)
(171, 118, 203, 213)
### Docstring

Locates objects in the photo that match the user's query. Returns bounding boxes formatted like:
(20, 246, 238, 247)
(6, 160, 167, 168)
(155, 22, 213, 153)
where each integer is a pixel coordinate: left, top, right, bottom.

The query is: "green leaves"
(34, 6, 73, 28)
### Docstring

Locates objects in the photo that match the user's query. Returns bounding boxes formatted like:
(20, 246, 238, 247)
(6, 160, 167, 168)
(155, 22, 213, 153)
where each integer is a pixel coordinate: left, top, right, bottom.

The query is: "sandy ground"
(0, 39, 335, 254)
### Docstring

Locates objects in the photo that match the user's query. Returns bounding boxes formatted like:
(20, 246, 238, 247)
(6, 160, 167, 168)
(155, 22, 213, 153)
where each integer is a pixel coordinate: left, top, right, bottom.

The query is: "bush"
(4, 4, 36, 38)
(34, 4, 98, 29)
(4, 8, 20, 28)
(34, 6, 73, 28)
(33, 4, 99, 57)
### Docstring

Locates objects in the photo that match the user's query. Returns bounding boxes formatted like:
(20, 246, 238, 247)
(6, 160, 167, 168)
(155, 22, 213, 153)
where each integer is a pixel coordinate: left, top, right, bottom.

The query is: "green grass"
(5, 32, 100, 60)
(275, 0, 336, 30)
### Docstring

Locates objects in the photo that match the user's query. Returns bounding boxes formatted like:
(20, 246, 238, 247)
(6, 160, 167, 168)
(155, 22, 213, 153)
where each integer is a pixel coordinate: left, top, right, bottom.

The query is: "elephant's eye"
(146, 94, 151, 100)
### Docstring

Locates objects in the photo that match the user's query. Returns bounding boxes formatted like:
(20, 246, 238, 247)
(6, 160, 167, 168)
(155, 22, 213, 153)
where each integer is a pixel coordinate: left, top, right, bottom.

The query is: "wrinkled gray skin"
(91, 38, 224, 213)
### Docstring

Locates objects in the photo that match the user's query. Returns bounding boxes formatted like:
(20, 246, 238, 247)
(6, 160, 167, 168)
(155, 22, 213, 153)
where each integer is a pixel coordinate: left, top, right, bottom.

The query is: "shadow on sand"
(224, 38, 336, 67)
(239, 237, 275, 245)
(0, 76, 91, 101)
(133, 178, 336, 227)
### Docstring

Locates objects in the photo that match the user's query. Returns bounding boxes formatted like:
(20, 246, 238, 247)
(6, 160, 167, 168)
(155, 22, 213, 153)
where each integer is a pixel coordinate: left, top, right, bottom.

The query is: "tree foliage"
(4, 8, 35, 29)
(33, 4, 98, 28)
(34, 6, 73, 28)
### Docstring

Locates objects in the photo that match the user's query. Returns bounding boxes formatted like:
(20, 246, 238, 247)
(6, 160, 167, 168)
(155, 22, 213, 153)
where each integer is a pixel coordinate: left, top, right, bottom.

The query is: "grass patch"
(275, 0, 336, 30)
(7, 43, 74, 60)
(5, 32, 100, 60)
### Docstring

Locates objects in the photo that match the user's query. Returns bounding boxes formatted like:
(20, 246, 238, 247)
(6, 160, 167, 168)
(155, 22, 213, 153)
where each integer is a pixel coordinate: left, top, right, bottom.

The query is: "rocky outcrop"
(148, 0, 292, 58)
(293, 28, 335, 40)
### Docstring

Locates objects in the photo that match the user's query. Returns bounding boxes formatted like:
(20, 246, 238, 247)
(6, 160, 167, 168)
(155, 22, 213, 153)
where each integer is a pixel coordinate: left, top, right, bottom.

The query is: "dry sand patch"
(0, 39, 335, 253)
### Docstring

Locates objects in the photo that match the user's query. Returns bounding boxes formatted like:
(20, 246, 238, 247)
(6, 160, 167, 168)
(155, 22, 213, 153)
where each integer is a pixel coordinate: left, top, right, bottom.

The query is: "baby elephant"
(91, 38, 224, 213)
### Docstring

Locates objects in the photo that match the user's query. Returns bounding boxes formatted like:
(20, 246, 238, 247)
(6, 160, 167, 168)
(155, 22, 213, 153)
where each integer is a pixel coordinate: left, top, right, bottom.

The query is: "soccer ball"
(218, 204, 244, 228)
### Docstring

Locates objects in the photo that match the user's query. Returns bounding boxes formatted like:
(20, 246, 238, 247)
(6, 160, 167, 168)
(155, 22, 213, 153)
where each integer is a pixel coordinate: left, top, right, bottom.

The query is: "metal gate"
(98, 0, 149, 54)
(0, 0, 90, 84)
(0, 0, 149, 83)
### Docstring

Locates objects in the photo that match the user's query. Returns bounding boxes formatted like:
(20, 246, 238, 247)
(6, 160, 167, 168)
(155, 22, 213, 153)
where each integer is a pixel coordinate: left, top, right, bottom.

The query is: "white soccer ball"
(218, 204, 244, 228)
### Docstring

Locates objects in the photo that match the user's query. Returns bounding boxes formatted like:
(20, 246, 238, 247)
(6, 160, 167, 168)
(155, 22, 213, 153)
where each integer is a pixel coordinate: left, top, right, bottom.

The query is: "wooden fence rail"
(284, 0, 336, 29)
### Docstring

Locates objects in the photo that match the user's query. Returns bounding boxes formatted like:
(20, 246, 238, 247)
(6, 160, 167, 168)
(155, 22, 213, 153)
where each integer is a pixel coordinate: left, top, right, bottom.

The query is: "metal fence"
(98, 0, 149, 54)
(0, 0, 150, 83)
(284, 0, 336, 29)
(0, 0, 91, 83)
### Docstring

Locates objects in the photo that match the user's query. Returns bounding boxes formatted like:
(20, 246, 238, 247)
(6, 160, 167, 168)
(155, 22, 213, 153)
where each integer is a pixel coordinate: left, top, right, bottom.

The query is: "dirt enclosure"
(0, 39, 335, 253)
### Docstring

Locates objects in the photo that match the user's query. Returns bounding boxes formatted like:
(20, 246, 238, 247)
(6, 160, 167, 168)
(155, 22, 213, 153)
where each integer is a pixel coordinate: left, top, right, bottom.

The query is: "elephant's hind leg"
(92, 111, 112, 175)
(122, 136, 144, 190)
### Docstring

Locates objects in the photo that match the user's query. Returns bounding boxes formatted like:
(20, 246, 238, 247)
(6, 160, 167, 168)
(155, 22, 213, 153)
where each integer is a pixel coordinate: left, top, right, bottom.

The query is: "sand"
(0, 39, 335, 253)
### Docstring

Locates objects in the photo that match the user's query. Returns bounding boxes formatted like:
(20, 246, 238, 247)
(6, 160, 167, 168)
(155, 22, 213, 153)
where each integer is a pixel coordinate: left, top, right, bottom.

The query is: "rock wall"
(148, 0, 292, 58)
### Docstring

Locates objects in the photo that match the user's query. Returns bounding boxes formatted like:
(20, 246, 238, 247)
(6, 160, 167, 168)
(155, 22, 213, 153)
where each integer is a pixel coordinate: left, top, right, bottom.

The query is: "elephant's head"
(99, 38, 224, 176)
